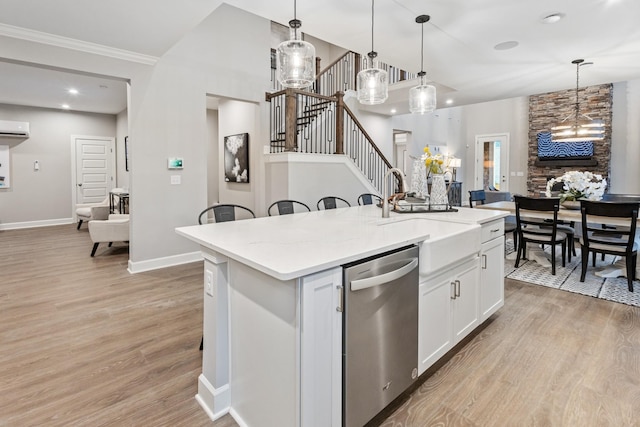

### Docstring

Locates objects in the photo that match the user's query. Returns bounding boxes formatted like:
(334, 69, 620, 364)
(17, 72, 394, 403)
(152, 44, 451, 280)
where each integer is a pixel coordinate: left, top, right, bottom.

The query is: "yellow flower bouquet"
(422, 146, 445, 178)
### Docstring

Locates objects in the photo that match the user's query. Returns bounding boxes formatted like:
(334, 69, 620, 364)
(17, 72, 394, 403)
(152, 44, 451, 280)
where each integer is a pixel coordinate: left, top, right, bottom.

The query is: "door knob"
(78, 183, 83, 187)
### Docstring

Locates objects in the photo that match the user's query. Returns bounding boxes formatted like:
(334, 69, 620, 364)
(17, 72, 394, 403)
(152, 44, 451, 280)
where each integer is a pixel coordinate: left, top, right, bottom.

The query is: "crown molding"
(0, 23, 158, 65)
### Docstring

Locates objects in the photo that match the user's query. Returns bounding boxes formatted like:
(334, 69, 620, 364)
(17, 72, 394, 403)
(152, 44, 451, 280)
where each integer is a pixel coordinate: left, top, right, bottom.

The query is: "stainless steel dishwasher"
(342, 245, 419, 427)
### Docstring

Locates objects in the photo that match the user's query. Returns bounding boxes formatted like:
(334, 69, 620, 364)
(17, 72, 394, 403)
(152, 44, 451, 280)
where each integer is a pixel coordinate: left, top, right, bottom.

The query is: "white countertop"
(176, 205, 507, 281)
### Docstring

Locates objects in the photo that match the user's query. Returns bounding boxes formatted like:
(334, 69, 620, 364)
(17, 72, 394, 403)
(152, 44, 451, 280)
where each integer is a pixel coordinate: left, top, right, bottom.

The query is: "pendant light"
(357, 0, 388, 105)
(276, 0, 316, 89)
(409, 15, 436, 114)
(550, 59, 605, 142)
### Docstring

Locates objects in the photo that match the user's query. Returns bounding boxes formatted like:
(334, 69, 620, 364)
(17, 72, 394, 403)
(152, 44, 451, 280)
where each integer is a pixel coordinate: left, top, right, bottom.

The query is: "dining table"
(476, 200, 640, 277)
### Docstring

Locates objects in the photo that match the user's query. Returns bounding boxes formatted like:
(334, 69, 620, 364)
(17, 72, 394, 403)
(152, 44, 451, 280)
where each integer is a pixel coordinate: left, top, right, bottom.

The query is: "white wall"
(265, 153, 379, 210)
(218, 99, 261, 215)
(0, 104, 116, 227)
(392, 96, 529, 200)
(126, 4, 271, 269)
(611, 79, 640, 193)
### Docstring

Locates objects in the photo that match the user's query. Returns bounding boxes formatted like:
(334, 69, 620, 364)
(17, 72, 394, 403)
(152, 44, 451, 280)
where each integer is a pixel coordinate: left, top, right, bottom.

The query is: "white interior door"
(72, 136, 115, 205)
(393, 131, 410, 176)
(475, 133, 509, 191)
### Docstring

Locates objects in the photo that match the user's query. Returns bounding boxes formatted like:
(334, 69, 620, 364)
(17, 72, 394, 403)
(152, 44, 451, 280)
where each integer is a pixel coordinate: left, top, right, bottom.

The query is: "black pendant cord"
(289, 0, 301, 40)
(415, 15, 430, 83)
(371, 0, 374, 54)
(572, 58, 584, 129)
(367, 0, 377, 66)
(420, 21, 424, 74)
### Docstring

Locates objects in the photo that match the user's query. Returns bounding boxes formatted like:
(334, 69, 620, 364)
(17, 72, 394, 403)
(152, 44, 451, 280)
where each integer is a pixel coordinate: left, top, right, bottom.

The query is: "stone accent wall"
(528, 84, 613, 196)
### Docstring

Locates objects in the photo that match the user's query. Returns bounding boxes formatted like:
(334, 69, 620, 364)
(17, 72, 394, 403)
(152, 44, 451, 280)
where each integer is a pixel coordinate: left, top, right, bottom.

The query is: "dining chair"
(198, 204, 256, 224)
(579, 200, 639, 292)
(514, 196, 567, 276)
(357, 193, 382, 206)
(267, 199, 311, 216)
(469, 190, 518, 251)
(317, 196, 351, 210)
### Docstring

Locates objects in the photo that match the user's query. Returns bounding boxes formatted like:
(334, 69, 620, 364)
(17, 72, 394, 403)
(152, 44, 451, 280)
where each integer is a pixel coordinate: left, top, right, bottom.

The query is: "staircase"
(266, 50, 412, 196)
(270, 98, 333, 152)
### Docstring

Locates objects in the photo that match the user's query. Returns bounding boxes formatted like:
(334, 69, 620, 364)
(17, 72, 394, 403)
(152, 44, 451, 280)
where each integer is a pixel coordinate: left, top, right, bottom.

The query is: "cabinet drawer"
(481, 220, 504, 243)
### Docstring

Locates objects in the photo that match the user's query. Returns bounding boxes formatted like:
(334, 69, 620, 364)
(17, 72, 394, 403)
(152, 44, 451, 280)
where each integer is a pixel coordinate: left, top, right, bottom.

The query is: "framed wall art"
(224, 133, 249, 183)
(125, 136, 129, 171)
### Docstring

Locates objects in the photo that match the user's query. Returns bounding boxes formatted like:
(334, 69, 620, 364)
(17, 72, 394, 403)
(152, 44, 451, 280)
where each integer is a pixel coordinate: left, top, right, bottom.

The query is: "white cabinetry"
(480, 220, 505, 321)
(299, 267, 343, 427)
(418, 257, 479, 375)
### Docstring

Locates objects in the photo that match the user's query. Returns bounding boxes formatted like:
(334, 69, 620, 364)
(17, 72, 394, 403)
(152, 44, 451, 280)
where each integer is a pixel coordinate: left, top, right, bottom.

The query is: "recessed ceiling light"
(446, 99, 453, 105)
(494, 41, 519, 51)
(390, 108, 397, 114)
(61, 104, 70, 109)
(541, 13, 565, 24)
(68, 88, 78, 95)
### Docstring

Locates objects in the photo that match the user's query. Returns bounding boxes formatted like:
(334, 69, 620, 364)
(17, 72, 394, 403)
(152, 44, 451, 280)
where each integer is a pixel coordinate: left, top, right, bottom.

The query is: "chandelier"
(409, 15, 436, 114)
(276, 0, 316, 89)
(357, 0, 388, 105)
(550, 59, 605, 142)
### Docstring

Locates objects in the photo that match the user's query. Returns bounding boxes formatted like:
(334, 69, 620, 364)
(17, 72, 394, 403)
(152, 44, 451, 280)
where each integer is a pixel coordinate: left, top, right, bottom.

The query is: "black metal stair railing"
(267, 90, 336, 154)
(266, 89, 397, 196)
(342, 105, 393, 196)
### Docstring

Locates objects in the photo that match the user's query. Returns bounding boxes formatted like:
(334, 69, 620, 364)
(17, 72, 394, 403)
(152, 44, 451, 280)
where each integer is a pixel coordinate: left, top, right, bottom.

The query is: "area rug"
(504, 241, 640, 308)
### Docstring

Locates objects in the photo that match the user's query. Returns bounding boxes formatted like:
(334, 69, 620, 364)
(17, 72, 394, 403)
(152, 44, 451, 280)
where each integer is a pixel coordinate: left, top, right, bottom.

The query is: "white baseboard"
(229, 408, 250, 427)
(0, 217, 74, 230)
(127, 251, 202, 273)
(196, 374, 230, 421)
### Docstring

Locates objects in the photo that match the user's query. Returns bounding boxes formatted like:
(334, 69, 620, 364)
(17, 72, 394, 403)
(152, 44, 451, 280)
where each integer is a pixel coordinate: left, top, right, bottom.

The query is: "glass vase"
(429, 174, 449, 210)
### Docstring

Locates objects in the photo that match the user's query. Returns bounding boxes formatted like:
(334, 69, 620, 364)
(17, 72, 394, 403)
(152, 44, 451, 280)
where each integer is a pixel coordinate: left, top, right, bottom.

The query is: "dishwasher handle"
(350, 258, 418, 291)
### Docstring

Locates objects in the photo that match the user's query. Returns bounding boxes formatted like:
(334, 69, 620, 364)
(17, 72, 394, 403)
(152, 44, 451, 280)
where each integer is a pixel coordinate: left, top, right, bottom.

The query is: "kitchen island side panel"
(228, 258, 299, 427)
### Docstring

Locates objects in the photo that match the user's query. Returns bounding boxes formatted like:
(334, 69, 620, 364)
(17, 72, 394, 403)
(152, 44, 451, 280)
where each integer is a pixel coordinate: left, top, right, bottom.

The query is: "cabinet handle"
(450, 282, 456, 299)
(491, 228, 500, 233)
(336, 285, 344, 312)
(455, 280, 461, 298)
(482, 254, 487, 269)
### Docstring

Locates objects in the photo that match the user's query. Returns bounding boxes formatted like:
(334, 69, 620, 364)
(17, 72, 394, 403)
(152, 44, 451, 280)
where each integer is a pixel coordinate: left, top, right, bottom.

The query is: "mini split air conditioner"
(0, 120, 30, 138)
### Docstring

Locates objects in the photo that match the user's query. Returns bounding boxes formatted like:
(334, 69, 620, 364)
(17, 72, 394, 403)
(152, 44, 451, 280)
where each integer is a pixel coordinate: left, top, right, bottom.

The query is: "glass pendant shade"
(357, 65, 388, 105)
(276, 26, 316, 89)
(357, 0, 388, 105)
(409, 79, 436, 114)
(410, 15, 436, 114)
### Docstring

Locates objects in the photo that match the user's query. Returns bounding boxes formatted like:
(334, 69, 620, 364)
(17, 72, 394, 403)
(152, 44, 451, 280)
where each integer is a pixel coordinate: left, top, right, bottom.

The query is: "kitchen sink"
(418, 221, 481, 276)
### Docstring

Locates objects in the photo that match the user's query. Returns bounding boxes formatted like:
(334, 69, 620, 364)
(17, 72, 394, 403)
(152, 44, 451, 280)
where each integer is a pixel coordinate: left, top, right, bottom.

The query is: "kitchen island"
(176, 205, 508, 427)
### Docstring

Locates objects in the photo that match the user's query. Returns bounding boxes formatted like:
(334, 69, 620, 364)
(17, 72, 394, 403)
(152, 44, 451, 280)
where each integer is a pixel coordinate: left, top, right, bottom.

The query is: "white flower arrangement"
(545, 170, 607, 202)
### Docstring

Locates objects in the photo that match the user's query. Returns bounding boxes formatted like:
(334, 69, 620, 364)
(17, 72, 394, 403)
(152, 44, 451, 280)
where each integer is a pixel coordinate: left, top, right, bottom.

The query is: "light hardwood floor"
(2, 225, 639, 426)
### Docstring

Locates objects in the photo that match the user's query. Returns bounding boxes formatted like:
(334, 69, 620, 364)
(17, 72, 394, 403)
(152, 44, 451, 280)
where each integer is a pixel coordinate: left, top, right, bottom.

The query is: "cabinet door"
(452, 261, 480, 343)
(480, 237, 504, 321)
(299, 267, 343, 427)
(418, 275, 453, 375)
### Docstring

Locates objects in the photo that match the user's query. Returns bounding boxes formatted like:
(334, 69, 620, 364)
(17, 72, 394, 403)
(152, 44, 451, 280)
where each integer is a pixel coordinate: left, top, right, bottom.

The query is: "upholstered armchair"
(75, 197, 110, 230)
(88, 214, 130, 256)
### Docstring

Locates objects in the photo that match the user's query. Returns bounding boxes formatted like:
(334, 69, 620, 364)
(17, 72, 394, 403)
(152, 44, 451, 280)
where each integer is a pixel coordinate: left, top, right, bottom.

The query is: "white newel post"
(196, 249, 230, 420)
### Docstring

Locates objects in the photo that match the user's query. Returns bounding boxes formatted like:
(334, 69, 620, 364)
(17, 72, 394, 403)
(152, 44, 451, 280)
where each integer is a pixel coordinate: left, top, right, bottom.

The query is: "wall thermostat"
(168, 157, 183, 169)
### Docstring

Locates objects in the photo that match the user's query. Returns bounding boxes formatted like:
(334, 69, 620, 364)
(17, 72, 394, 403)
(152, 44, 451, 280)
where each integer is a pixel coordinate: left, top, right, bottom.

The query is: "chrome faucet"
(382, 167, 408, 218)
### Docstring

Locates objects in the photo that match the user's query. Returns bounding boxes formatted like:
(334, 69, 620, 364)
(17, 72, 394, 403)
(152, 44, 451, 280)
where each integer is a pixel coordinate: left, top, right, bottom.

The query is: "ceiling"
(0, 0, 639, 115)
